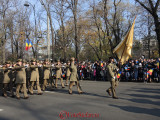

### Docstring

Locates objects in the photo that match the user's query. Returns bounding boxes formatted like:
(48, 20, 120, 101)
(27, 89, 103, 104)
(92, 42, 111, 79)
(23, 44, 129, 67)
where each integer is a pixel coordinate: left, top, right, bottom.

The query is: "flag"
(28, 41, 33, 50)
(157, 62, 159, 69)
(147, 73, 149, 79)
(117, 71, 122, 79)
(101, 62, 103, 67)
(147, 69, 153, 76)
(113, 17, 136, 64)
(25, 39, 29, 51)
(61, 73, 65, 78)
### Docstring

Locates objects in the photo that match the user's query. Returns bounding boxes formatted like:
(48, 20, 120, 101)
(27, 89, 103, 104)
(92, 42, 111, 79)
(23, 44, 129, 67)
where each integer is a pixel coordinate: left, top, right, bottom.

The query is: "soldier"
(28, 59, 42, 95)
(0, 64, 4, 94)
(65, 61, 71, 86)
(55, 60, 65, 88)
(37, 60, 44, 87)
(42, 59, 52, 91)
(1, 61, 14, 97)
(20, 60, 29, 92)
(68, 57, 83, 94)
(106, 57, 119, 99)
(14, 59, 29, 99)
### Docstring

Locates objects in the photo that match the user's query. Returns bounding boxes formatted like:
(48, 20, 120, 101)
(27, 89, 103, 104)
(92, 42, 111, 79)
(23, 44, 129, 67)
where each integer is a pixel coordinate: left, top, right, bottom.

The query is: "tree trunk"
(153, 15, 160, 57)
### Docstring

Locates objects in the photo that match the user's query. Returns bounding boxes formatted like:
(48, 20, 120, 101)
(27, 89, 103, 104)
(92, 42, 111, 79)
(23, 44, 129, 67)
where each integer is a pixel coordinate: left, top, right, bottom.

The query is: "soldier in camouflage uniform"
(106, 57, 119, 99)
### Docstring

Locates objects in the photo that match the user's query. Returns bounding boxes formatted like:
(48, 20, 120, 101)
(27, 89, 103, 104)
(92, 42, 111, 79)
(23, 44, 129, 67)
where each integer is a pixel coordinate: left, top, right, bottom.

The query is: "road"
(0, 81, 160, 120)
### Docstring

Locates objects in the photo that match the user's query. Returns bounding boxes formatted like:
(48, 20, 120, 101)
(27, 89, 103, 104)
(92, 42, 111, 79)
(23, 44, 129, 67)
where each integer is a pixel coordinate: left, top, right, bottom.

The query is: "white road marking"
(44, 91, 55, 93)
(0, 109, 4, 112)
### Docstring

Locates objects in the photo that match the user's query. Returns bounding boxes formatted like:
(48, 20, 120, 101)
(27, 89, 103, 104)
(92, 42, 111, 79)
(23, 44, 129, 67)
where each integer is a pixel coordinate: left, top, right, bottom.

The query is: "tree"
(135, 0, 160, 57)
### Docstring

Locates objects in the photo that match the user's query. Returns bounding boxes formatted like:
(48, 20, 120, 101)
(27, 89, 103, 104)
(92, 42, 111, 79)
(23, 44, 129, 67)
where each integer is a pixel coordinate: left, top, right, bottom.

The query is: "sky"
(22, 0, 136, 30)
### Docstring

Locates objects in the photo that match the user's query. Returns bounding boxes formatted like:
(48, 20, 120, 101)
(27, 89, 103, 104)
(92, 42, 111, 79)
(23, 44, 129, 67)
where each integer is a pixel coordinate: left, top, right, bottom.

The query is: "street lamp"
(39, 0, 50, 60)
(24, 1, 38, 59)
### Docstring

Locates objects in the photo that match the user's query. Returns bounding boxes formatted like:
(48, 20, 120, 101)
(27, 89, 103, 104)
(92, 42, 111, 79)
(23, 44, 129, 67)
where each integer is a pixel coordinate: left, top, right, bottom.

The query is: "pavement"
(0, 81, 160, 120)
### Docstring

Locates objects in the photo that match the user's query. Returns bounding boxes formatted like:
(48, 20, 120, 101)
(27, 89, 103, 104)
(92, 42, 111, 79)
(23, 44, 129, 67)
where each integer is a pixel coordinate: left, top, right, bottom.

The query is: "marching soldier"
(106, 57, 119, 99)
(14, 59, 29, 99)
(37, 61, 44, 87)
(68, 57, 83, 94)
(1, 61, 14, 97)
(0, 64, 4, 94)
(42, 59, 53, 91)
(28, 59, 42, 95)
(65, 61, 71, 86)
(55, 60, 65, 88)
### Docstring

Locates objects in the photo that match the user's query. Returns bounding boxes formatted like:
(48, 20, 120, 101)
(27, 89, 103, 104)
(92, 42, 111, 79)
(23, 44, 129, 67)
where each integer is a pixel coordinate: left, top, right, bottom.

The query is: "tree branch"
(135, 0, 153, 14)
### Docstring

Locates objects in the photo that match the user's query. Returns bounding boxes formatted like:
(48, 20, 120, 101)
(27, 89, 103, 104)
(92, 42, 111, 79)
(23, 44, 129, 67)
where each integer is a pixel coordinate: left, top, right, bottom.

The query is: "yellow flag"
(113, 17, 136, 64)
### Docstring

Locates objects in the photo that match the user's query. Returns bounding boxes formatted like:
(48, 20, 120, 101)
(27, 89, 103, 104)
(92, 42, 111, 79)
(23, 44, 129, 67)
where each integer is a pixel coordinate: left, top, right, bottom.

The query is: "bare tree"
(135, 0, 160, 57)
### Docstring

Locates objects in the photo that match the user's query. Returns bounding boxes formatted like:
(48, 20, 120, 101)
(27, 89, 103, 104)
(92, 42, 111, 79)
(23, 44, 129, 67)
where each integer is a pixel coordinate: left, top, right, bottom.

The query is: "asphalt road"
(0, 81, 160, 120)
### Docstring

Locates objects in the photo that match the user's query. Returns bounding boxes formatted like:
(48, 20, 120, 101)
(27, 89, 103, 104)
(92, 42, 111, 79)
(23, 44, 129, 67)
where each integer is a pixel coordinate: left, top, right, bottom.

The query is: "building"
(141, 36, 158, 58)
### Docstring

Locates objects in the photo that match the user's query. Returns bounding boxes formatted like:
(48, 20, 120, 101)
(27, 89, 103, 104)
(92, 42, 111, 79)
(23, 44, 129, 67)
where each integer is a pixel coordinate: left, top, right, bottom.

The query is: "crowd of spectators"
(73, 58, 160, 83)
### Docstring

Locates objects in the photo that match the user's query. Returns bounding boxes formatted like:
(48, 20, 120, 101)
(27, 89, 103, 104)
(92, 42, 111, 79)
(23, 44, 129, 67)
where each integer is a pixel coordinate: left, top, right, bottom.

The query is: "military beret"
(5, 61, 11, 64)
(109, 57, 113, 60)
(31, 59, 36, 62)
(23, 60, 27, 63)
(45, 59, 49, 62)
(67, 60, 70, 63)
(70, 57, 75, 61)
(17, 59, 22, 62)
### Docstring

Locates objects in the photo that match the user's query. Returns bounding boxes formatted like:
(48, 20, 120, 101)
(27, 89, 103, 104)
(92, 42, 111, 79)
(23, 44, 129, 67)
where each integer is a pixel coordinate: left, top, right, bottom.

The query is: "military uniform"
(69, 58, 83, 94)
(106, 62, 119, 98)
(28, 59, 42, 95)
(42, 62, 52, 91)
(0, 61, 14, 97)
(55, 60, 65, 88)
(14, 59, 29, 99)
(65, 61, 71, 86)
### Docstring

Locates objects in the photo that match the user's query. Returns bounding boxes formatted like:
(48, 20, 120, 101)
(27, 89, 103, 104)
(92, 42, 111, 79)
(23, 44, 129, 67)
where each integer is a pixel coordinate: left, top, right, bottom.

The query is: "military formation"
(0, 56, 120, 100)
(0, 57, 84, 99)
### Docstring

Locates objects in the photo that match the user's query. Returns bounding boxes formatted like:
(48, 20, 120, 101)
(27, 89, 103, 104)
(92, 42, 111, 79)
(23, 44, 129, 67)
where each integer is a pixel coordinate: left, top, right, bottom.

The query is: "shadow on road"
(109, 104, 160, 117)
(51, 87, 109, 98)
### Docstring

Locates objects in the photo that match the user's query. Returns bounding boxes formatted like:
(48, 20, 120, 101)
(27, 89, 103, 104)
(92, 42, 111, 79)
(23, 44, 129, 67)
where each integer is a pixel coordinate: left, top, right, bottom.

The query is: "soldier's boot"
(60, 78, 65, 88)
(23, 84, 29, 99)
(106, 88, 112, 96)
(16, 84, 21, 99)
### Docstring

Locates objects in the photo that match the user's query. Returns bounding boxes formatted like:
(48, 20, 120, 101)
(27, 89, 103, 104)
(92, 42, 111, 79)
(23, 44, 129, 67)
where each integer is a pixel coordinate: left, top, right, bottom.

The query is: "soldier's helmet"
(57, 59, 60, 62)
(31, 58, 36, 62)
(17, 59, 22, 62)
